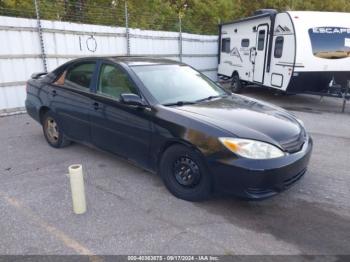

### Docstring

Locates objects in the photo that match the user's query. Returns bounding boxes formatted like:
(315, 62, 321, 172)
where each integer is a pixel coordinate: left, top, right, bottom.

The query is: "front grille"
(280, 129, 306, 153)
(247, 169, 307, 197)
(246, 187, 276, 197)
(283, 168, 307, 188)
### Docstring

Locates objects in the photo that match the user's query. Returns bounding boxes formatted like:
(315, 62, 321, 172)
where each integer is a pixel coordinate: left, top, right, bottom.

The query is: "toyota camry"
(25, 57, 312, 201)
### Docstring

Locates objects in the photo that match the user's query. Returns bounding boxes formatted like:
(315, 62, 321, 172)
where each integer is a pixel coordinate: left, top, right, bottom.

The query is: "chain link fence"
(0, 0, 219, 111)
(0, 0, 219, 34)
(0, 0, 219, 65)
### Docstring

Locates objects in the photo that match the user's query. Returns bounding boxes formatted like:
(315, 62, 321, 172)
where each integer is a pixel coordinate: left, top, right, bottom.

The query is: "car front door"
(89, 62, 153, 168)
(50, 61, 97, 142)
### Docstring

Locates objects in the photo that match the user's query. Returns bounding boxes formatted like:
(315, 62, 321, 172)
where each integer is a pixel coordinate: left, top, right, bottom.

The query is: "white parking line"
(0, 191, 95, 256)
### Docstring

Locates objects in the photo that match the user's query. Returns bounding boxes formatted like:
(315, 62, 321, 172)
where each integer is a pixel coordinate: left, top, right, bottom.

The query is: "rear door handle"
(93, 102, 100, 110)
(51, 90, 57, 97)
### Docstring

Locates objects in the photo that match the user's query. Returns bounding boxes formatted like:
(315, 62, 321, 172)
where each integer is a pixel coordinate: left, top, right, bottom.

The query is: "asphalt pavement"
(0, 90, 349, 255)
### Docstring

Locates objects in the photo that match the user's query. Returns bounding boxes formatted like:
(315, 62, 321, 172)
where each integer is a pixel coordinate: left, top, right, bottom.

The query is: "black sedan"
(25, 57, 312, 201)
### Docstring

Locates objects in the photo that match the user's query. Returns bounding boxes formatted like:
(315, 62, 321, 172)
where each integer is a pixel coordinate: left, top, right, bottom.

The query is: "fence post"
(124, 0, 130, 56)
(178, 13, 183, 62)
(33, 0, 47, 72)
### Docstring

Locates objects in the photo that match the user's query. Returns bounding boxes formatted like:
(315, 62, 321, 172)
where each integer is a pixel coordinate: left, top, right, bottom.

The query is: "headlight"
(218, 137, 286, 159)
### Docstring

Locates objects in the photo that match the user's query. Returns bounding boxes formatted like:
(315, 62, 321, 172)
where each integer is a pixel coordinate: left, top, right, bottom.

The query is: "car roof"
(70, 56, 182, 66)
(51, 56, 184, 76)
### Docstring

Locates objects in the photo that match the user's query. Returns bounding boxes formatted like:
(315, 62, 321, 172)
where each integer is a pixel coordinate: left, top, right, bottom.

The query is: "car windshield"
(131, 64, 227, 105)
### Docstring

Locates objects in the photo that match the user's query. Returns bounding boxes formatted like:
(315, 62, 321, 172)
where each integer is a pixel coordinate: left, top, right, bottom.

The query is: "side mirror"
(120, 93, 146, 107)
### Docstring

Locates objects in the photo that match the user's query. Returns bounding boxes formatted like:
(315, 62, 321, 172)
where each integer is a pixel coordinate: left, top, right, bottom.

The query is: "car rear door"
(49, 60, 97, 142)
(89, 61, 153, 168)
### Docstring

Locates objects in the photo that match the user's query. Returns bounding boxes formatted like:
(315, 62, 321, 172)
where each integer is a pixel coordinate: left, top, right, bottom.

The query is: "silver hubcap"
(45, 117, 59, 143)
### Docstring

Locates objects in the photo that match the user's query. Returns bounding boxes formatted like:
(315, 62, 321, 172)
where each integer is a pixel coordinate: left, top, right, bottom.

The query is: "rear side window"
(257, 30, 266, 50)
(65, 62, 96, 90)
(221, 38, 231, 53)
(241, 39, 250, 47)
(274, 36, 284, 58)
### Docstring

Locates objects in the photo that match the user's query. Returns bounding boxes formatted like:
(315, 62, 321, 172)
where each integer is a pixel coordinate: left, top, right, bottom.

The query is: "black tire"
(159, 144, 212, 201)
(231, 74, 242, 93)
(42, 111, 71, 148)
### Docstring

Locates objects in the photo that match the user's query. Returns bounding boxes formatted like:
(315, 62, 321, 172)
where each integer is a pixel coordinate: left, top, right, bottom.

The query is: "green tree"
(1, 0, 350, 34)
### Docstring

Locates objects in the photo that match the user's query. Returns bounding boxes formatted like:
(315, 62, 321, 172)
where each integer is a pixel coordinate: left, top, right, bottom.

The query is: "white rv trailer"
(218, 10, 350, 94)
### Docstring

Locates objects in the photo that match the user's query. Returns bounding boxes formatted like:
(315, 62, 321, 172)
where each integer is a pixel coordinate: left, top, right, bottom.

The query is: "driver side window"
(97, 64, 137, 100)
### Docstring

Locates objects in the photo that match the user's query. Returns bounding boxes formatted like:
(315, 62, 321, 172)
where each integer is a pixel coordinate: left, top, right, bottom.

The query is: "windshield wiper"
(195, 94, 227, 103)
(163, 94, 229, 106)
(163, 101, 197, 106)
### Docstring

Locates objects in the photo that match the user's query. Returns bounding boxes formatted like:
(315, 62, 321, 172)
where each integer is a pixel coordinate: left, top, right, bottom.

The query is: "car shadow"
(194, 194, 350, 254)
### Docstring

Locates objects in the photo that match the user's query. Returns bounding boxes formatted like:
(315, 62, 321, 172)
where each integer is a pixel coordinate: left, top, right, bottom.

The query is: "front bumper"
(208, 136, 313, 199)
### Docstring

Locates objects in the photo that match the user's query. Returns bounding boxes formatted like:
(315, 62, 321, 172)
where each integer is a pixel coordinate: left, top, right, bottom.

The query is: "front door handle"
(51, 90, 57, 97)
(93, 102, 100, 110)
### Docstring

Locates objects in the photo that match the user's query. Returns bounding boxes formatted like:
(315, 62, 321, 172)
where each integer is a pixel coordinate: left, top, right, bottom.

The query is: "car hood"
(172, 95, 302, 147)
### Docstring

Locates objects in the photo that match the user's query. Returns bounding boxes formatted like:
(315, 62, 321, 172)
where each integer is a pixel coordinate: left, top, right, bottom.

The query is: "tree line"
(1, 0, 350, 34)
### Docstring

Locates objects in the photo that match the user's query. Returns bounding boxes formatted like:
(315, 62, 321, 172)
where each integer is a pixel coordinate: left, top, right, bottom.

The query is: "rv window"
(308, 27, 350, 59)
(257, 30, 265, 50)
(274, 36, 284, 58)
(241, 39, 250, 47)
(221, 38, 231, 53)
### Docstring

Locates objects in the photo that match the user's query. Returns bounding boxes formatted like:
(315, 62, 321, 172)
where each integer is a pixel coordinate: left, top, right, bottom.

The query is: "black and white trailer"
(218, 9, 350, 96)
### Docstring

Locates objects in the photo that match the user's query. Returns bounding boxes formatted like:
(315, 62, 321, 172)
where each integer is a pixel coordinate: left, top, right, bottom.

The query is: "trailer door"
(253, 25, 269, 83)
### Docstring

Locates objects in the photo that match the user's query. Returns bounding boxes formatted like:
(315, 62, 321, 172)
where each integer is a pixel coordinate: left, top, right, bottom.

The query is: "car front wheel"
(42, 111, 70, 148)
(159, 144, 212, 201)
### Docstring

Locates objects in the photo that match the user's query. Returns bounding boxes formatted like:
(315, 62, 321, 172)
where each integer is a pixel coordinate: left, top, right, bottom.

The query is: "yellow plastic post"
(68, 164, 87, 214)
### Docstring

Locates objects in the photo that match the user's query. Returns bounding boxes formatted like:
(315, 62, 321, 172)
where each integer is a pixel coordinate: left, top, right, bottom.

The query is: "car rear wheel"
(159, 144, 212, 201)
(42, 111, 70, 148)
(231, 74, 242, 93)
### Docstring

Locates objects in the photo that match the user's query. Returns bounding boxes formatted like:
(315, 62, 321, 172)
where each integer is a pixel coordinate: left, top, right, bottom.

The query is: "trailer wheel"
(231, 74, 242, 93)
